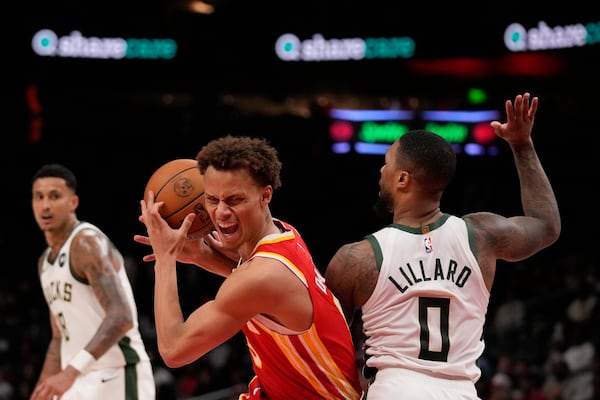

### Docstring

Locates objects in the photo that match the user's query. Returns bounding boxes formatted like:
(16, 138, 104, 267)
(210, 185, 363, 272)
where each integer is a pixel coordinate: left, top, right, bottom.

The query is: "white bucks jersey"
(362, 214, 489, 383)
(39, 222, 149, 370)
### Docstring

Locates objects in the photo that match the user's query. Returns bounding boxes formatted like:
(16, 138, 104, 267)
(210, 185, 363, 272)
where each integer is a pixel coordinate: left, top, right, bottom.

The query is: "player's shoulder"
(73, 221, 110, 239)
(462, 211, 505, 231)
(230, 256, 292, 295)
(329, 239, 375, 273)
(71, 222, 116, 254)
(74, 221, 102, 233)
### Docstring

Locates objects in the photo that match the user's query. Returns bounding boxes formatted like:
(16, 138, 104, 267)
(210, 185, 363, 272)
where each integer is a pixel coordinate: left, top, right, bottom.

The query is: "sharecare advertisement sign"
(275, 33, 415, 61)
(504, 20, 600, 51)
(31, 29, 178, 60)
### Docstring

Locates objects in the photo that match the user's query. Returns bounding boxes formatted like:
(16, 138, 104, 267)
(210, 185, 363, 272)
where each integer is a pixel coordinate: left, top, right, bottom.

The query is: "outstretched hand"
(490, 92, 538, 146)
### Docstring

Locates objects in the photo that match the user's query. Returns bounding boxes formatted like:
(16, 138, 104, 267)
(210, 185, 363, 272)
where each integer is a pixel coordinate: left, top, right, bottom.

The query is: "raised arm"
(466, 93, 561, 268)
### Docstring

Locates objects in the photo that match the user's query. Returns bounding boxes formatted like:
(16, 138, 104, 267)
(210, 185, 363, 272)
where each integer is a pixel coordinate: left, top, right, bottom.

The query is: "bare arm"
(35, 254, 62, 384)
(465, 93, 561, 286)
(72, 229, 135, 353)
(325, 239, 379, 325)
(35, 302, 62, 384)
(153, 256, 311, 367)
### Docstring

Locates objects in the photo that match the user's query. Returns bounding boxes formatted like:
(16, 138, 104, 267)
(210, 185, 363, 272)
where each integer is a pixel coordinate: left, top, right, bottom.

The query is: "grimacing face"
(203, 166, 269, 250)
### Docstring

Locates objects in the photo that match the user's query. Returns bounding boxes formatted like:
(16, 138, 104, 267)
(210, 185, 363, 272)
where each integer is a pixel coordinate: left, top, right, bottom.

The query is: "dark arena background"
(4, 2, 599, 399)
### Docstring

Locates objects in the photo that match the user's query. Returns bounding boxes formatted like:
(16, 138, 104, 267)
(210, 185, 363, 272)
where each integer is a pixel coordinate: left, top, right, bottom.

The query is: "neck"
(46, 218, 79, 253)
(394, 206, 442, 228)
(418, 207, 441, 224)
(238, 217, 280, 261)
(417, 207, 441, 234)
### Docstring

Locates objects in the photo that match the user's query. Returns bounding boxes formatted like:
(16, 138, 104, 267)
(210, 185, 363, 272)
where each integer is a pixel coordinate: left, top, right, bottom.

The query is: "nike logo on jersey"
(101, 374, 119, 383)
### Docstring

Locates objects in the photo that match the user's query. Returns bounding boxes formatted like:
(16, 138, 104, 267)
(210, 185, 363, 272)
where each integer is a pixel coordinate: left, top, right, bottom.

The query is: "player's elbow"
(110, 311, 134, 336)
(543, 217, 561, 247)
(159, 353, 182, 369)
(530, 214, 561, 249)
(549, 223, 561, 245)
(158, 345, 188, 368)
(121, 318, 134, 333)
(122, 310, 135, 328)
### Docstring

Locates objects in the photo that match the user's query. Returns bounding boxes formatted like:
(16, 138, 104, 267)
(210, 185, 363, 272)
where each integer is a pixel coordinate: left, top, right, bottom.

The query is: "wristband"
(69, 350, 96, 373)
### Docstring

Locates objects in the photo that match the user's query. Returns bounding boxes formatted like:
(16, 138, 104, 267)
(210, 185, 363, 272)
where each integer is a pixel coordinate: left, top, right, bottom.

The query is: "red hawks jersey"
(239, 220, 362, 400)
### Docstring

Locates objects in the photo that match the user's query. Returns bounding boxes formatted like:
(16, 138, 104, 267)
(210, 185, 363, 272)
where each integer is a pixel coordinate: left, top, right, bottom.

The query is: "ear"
(261, 186, 273, 204)
(397, 170, 410, 186)
(70, 194, 80, 211)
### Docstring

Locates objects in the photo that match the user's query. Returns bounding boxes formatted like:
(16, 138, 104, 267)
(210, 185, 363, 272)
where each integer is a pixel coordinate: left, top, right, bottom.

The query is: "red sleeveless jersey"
(239, 220, 362, 400)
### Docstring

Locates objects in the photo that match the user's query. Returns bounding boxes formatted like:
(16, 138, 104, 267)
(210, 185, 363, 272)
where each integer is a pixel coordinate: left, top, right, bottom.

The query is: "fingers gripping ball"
(144, 159, 213, 238)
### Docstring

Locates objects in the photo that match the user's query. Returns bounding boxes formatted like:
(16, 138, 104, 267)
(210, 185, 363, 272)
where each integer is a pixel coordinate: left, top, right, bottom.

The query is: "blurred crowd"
(476, 252, 599, 400)
(1, 249, 598, 400)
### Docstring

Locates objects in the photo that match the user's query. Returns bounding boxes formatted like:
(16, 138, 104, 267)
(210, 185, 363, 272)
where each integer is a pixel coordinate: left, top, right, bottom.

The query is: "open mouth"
(219, 224, 238, 235)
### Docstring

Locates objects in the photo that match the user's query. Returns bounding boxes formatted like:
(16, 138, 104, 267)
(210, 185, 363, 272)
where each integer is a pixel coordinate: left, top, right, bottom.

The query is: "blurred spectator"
(561, 325, 595, 400)
(488, 372, 513, 400)
(491, 291, 526, 355)
(566, 282, 597, 324)
(0, 368, 15, 400)
(154, 363, 176, 400)
(542, 358, 569, 400)
(514, 370, 547, 400)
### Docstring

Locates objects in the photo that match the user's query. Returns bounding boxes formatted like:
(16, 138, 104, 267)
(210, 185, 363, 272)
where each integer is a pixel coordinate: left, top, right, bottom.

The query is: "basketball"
(144, 159, 214, 238)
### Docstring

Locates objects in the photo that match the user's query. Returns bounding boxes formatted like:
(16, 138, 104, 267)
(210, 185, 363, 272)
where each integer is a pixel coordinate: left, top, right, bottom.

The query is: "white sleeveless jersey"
(39, 222, 150, 371)
(362, 214, 489, 383)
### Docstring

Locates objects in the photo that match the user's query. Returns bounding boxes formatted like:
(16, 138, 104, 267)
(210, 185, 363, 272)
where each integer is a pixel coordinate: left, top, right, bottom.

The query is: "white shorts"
(62, 360, 155, 400)
(366, 367, 479, 400)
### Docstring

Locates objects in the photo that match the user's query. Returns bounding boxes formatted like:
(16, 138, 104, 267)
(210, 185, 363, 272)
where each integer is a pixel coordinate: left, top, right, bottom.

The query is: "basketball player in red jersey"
(136, 135, 363, 399)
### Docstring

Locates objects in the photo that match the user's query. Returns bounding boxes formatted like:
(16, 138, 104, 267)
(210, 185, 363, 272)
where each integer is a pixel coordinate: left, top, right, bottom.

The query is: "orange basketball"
(144, 159, 213, 238)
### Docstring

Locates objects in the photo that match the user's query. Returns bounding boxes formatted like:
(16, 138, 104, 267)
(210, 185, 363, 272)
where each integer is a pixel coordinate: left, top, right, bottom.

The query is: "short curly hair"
(196, 135, 282, 190)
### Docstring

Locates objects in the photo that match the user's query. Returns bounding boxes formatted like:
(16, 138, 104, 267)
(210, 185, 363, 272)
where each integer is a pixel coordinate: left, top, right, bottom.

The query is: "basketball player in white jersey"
(325, 93, 561, 399)
(30, 164, 155, 400)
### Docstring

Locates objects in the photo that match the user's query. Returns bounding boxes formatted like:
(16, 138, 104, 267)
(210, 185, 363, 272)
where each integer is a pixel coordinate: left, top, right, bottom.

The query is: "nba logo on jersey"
(424, 236, 433, 253)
